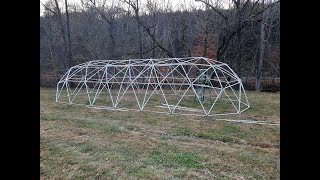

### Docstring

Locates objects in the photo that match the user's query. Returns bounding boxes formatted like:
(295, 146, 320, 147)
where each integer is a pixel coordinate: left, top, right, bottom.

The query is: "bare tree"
(256, 0, 280, 91)
(122, 0, 144, 58)
(122, 0, 174, 58)
(40, 0, 279, 88)
(53, 0, 71, 69)
(88, 0, 120, 59)
(195, 0, 279, 77)
(41, 0, 71, 69)
(256, 0, 265, 91)
(65, 0, 73, 67)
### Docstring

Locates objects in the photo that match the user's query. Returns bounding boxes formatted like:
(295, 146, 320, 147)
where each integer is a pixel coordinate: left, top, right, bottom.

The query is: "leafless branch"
(195, 0, 228, 21)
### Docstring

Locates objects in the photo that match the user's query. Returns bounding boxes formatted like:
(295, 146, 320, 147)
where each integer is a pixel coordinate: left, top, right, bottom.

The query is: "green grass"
(172, 127, 194, 137)
(104, 124, 121, 133)
(41, 87, 280, 179)
(124, 165, 151, 178)
(149, 148, 204, 168)
(195, 124, 248, 143)
(159, 135, 169, 141)
(196, 131, 235, 143)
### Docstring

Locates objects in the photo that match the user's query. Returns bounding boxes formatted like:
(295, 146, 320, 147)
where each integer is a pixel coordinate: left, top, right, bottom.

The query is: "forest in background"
(40, 0, 280, 91)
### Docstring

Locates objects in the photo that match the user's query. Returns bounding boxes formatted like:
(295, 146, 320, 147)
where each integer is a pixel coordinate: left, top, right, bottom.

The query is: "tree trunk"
(109, 21, 116, 59)
(235, 0, 242, 77)
(256, 0, 265, 91)
(152, 13, 156, 59)
(203, 26, 208, 57)
(203, 1, 209, 57)
(65, 0, 73, 68)
(54, 0, 69, 70)
(236, 30, 242, 77)
(135, 0, 143, 59)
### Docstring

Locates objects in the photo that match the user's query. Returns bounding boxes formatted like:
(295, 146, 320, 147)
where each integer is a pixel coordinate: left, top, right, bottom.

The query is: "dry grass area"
(40, 87, 280, 179)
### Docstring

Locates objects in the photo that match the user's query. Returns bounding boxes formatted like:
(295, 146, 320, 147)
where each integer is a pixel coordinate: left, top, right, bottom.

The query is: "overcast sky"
(40, 0, 215, 16)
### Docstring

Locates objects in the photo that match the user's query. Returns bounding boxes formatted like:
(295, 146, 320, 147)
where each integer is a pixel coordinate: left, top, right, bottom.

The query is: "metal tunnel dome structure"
(56, 57, 250, 116)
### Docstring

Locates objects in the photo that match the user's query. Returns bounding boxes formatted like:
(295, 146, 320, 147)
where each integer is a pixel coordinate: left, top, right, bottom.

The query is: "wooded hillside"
(40, 0, 280, 91)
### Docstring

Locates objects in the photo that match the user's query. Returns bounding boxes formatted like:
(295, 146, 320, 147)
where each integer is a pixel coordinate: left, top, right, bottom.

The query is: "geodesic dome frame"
(56, 57, 250, 116)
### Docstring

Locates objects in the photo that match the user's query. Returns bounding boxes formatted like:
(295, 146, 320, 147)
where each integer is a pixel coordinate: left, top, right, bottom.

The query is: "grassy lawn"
(41, 87, 280, 179)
